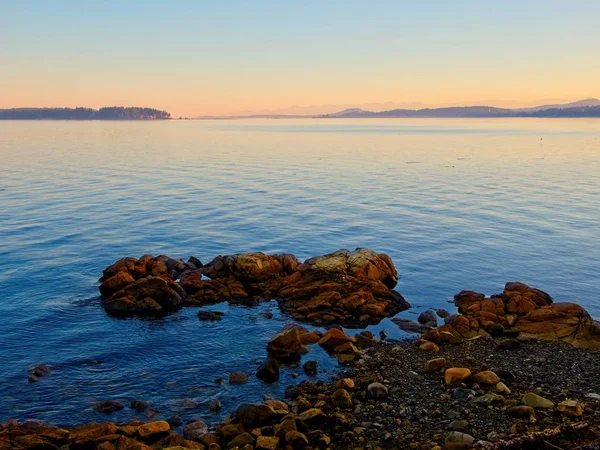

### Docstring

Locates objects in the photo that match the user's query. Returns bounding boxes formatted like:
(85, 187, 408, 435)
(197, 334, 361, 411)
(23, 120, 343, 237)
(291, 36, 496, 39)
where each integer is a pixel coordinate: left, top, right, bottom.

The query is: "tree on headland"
(0, 107, 171, 120)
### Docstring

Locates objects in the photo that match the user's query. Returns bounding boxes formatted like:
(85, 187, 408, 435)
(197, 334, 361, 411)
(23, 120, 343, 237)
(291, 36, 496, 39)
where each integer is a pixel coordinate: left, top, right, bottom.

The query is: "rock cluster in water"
(98, 249, 410, 326)
(420, 282, 600, 349)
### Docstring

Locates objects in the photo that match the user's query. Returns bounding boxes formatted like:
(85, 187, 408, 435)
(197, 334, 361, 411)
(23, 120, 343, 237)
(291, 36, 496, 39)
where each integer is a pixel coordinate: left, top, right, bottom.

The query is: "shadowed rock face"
(422, 282, 600, 349)
(98, 255, 192, 315)
(98, 248, 410, 325)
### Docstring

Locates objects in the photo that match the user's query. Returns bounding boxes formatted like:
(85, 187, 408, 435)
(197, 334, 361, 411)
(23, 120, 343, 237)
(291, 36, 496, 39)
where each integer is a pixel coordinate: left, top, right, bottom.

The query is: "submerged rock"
(92, 400, 124, 414)
(256, 357, 280, 383)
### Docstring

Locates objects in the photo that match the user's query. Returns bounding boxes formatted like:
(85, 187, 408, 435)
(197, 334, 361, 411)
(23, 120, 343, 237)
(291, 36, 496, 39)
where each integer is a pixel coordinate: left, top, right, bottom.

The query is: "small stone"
(256, 435, 279, 450)
(425, 358, 446, 372)
(418, 310, 437, 326)
(166, 415, 182, 428)
(93, 400, 124, 414)
(448, 420, 469, 431)
(444, 368, 471, 386)
(453, 388, 475, 401)
(256, 358, 280, 383)
(219, 423, 245, 440)
(367, 382, 389, 399)
(209, 400, 222, 411)
(586, 393, 600, 400)
(229, 372, 249, 384)
(336, 378, 355, 390)
(298, 408, 325, 422)
(419, 341, 440, 353)
(285, 430, 309, 447)
(473, 371, 500, 386)
(486, 323, 504, 338)
(130, 399, 149, 412)
(495, 382, 510, 394)
(507, 406, 535, 420)
(445, 431, 474, 445)
(437, 309, 450, 318)
(498, 339, 522, 351)
(522, 392, 554, 409)
(303, 360, 317, 375)
(183, 419, 208, 441)
(197, 310, 224, 321)
(557, 400, 584, 417)
(332, 388, 353, 408)
(229, 432, 255, 448)
(136, 421, 170, 441)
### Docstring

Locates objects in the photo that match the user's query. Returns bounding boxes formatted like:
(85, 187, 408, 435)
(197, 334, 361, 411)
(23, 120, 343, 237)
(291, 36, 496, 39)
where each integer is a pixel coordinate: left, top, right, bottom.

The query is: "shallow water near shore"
(1, 118, 599, 425)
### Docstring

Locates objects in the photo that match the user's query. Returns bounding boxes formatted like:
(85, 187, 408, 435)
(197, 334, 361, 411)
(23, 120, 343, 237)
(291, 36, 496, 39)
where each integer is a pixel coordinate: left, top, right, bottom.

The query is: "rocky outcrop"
(99, 248, 410, 325)
(422, 282, 600, 349)
(98, 255, 192, 315)
(277, 249, 409, 326)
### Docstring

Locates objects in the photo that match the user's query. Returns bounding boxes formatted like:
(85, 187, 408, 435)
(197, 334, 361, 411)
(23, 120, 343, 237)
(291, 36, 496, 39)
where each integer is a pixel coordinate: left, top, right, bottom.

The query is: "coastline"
(3, 249, 600, 449)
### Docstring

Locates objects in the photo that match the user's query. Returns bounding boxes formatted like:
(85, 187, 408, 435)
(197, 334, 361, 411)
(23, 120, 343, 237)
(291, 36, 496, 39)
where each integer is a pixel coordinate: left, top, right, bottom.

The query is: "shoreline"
(3, 249, 600, 449)
(3, 337, 599, 449)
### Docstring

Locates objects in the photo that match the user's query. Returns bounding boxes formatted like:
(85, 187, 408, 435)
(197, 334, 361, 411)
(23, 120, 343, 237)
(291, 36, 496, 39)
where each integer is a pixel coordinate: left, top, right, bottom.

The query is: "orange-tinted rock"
(424, 282, 598, 349)
(266, 328, 308, 360)
(518, 303, 600, 348)
(135, 421, 170, 442)
(102, 276, 185, 315)
(201, 252, 298, 296)
(444, 368, 472, 386)
(277, 249, 409, 326)
(317, 328, 356, 351)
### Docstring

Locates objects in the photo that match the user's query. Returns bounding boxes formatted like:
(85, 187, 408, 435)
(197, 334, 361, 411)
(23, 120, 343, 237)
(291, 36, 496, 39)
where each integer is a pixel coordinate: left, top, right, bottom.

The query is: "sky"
(1, 0, 599, 117)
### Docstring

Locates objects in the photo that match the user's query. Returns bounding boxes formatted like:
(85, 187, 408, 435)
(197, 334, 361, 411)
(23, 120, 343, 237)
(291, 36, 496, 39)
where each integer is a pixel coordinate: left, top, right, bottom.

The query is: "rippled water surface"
(1, 118, 599, 425)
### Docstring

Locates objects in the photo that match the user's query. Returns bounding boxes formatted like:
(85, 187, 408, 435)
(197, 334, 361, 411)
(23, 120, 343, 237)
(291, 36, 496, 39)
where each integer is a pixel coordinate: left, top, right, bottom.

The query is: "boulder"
(422, 282, 600, 349)
(256, 358, 280, 383)
(317, 328, 356, 351)
(183, 420, 208, 441)
(136, 421, 170, 442)
(102, 276, 185, 315)
(266, 328, 308, 360)
(418, 310, 438, 327)
(277, 249, 409, 326)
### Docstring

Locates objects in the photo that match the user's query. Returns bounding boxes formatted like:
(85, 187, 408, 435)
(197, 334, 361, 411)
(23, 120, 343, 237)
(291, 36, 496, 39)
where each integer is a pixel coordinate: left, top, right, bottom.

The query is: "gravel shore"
(335, 335, 600, 449)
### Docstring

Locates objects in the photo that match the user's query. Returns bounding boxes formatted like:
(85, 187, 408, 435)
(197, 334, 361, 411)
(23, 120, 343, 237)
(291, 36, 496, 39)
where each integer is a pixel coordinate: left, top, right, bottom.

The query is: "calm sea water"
(1, 118, 599, 426)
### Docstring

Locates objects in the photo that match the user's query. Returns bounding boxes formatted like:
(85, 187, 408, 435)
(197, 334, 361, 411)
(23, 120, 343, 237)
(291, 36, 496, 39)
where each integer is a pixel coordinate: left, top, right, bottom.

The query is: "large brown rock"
(266, 328, 309, 360)
(201, 252, 298, 296)
(102, 276, 185, 315)
(425, 282, 599, 349)
(99, 255, 190, 316)
(277, 249, 409, 326)
(518, 303, 600, 348)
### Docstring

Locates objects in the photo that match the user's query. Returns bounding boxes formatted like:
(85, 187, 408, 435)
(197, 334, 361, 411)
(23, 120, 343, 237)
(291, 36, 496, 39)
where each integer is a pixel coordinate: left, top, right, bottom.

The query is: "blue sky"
(1, 1, 599, 115)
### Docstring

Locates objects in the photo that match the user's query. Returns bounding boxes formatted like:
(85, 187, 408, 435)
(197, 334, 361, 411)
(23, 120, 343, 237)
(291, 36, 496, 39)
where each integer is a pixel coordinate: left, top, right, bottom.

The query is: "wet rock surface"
(98, 248, 411, 326)
(422, 282, 600, 349)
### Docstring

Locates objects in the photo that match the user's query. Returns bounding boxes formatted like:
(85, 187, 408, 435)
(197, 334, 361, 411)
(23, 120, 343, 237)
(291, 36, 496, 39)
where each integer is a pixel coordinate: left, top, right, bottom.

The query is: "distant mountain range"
(319, 98, 600, 118)
(197, 98, 600, 119)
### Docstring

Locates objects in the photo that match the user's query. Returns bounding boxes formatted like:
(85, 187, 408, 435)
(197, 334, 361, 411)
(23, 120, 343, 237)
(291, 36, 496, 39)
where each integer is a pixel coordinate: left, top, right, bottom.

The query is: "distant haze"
(1, 1, 599, 117)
